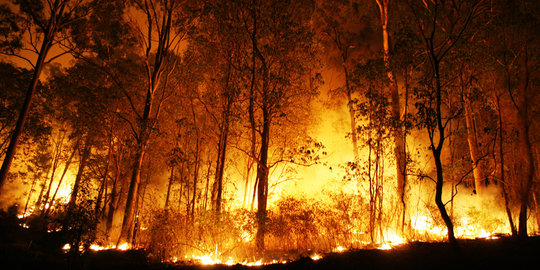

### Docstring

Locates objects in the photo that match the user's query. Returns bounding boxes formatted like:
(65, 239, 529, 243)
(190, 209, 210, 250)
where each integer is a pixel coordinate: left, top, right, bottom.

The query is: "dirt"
(1, 236, 539, 270)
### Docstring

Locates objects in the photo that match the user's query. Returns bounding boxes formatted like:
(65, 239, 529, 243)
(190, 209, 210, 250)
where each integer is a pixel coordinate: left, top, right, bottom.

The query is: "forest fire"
(0, 0, 539, 269)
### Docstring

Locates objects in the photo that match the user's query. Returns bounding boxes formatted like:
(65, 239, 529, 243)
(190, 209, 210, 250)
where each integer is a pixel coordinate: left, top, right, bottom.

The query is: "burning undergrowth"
(58, 187, 514, 266)
(0, 183, 531, 269)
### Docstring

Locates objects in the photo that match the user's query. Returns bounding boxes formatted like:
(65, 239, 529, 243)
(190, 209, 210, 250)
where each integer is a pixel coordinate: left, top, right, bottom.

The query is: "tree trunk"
(42, 131, 66, 211)
(255, 105, 270, 253)
(0, 36, 54, 195)
(118, 0, 175, 245)
(516, 101, 533, 239)
(42, 143, 77, 218)
(0, 0, 68, 195)
(433, 64, 458, 251)
(344, 66, 359, 161)
(434, 148, 458, 248)
(106, 143, 122, 236)
(214, 101, 231, 214)
(496, 95, 517, 236)
(64, 136, 92, 229)
(177, 163, 184, 212)
(118, 144, 145, 244)
(254, 50, 271, 251)
(165, 166, 174, 209)
(96, 129, 114, 219)
(463, 97, 485, 195)
(375, 0, 407, 230)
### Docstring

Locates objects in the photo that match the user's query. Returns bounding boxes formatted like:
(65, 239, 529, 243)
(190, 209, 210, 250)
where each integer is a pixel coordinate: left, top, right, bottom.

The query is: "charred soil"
(1, 235, 540, 270)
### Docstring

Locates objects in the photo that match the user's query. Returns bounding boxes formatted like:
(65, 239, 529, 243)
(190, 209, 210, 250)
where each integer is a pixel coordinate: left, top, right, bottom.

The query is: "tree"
(116, 0, 195, 245)
(351, 58, 392, 243)
(0, 0, 88, 195)
(239, 0, 317, 252)
(191, 2, 244, 214)
(374, 0, 407, 230)
(408, 0, 485, 249)
(481, 0, 539, 238)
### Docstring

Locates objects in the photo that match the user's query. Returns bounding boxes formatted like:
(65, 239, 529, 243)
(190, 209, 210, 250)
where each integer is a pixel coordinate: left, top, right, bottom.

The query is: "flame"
(117, 243, 130, 251)
(378, 243, 392, 250)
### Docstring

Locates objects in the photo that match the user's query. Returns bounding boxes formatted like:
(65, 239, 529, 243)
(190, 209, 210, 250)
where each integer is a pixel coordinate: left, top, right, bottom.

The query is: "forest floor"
(1, 235, 540, 270)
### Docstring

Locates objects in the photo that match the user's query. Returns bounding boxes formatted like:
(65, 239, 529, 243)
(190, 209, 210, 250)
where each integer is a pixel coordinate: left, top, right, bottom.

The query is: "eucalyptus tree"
(114, 0, 197, 245)
(479, 0, 539, 238)
(0, 0, 89, 196)
(407, 0, 486, 249)
(373, 0, 408, 229)
(44, 60, 122, 227)
(351, 58, 392, 243)
(0, 62, 51, 208)
(190, 1, 247, 215)
(228, 0, 319, 252)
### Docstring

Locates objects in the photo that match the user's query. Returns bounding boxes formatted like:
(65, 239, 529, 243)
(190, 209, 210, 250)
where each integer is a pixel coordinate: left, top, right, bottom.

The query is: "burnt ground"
(1, 236, 540, 270)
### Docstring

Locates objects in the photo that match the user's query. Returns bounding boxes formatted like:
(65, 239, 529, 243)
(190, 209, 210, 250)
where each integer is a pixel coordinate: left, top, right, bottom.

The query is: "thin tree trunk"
(243, 160, 253, 208)
(463, 96, 485, 195)
(516, 101, 533, 239)
(0, 15, 57, 194)
(64, 136, 92, 229)
(106, 143, 122, 236)
(433, 64, 458, 251)
(42, 131, 66, 211)
(118, 144, 145, 244)
(23, 174, 40, 218)
(255, 108, 270, 253)
(96, 129, 114, 219)
(190, 100, 201, 221)
(255, 62, 270, 252)
(42, 143, 77, 218)
(178, 163, 184, 212)
(214, 102, 231, 214)
(165, 166, 174, 209)
(344, 66, 359, 161)
(204, 159, 211, 211)
(118, 0, 175, 245)
(375, 0, 407, 230)
(496, 94, 517, 236)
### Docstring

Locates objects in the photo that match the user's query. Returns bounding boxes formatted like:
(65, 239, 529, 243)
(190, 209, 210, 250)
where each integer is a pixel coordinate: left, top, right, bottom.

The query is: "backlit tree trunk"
(464, 99, 485, 194)
(118, 0, 179, 245)
(496, 94, 517, 236)
(515, 55, 534, 238)
(344, 66, 359, 161)
(0, 1, 65, 194)
(375, 0, 407, 228)
(213, 62, 233, 214)
(516, 105, 533, 239)
(165, 166, 174, 209)
(64, 136, 92, 228)
(254, 57, 270, 253)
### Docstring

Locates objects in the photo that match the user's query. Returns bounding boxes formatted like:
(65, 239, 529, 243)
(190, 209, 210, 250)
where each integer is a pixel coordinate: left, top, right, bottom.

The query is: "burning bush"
(140, 208, 257, 262)
(266, 196, 318, 252)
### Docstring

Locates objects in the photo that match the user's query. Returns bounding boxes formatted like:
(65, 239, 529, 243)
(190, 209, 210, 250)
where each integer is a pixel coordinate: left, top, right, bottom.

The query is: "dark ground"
(1, 211, 538, 270)
(1, 236, 540, 270)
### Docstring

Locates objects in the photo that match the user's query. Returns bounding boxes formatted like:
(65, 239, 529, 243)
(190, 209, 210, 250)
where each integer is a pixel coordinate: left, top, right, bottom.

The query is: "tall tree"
(487, 0, 538, 238)
(117, 0, 193, 245)
(408, 0, 484, 249)
(0, 0, 87, 195)
(238, 0, 317, 252)
(374, 0, 408, 230)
